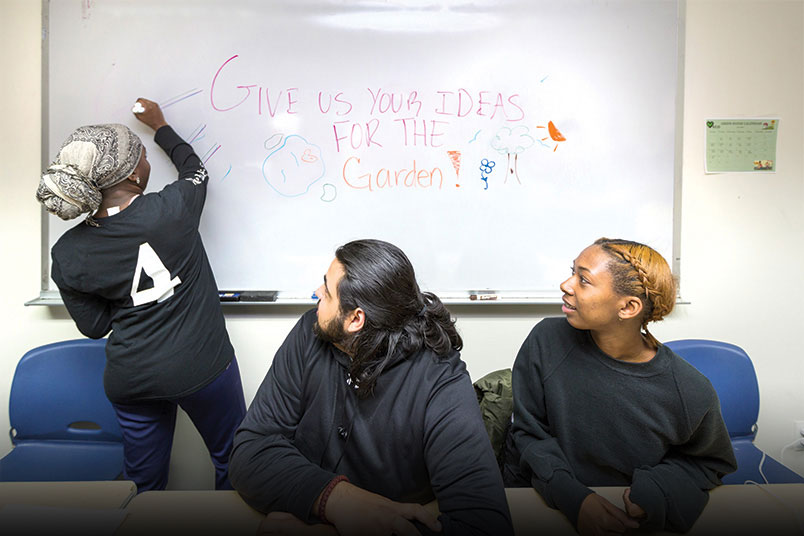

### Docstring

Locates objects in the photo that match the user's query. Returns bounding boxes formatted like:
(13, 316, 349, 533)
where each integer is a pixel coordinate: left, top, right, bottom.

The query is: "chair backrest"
(8, 339, 122, 443)
(664, 339, 759, 440)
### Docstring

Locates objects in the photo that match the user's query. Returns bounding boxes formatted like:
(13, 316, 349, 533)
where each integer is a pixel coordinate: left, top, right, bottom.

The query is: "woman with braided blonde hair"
(503, 238, 737, 535)
(592, 238, 677, 350)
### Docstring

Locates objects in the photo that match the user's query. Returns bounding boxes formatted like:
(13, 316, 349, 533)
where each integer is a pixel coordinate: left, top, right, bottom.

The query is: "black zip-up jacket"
(230, 309, 513, 536)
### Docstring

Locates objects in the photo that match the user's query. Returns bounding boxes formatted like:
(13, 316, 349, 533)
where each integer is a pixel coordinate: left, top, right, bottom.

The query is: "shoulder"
(293, 309, 338, 363)
(528, 316, 581, 343)
(52, 221, 87, 252)
(661, 345, 720, 411)
(162, 166, 209, 190)
(142, 183, 184, 205)
(288, 309, 319, 348)
(51, 222, 90, 273)
(517, 317, 585, 365)
(408, 347, 471, 395)
(413, 350, 485, 422)
(299, 308, 318, 330)
(423, 347, 469, 378)
(145, 166, 208, 205)
(270, 309, 331, 377)
(118, 190, 170, 219)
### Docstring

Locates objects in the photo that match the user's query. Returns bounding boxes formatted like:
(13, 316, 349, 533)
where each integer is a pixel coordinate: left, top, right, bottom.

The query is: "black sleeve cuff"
(541, 470, 594, 528)
(629, 471, 666, 530)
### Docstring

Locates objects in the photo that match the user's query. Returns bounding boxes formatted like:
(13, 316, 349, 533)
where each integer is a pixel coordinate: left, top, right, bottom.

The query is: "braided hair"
(594, 238, 676, 348)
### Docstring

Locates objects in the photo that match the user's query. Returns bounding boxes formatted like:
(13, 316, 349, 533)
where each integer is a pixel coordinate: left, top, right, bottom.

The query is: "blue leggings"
(112, 357, 246, 492)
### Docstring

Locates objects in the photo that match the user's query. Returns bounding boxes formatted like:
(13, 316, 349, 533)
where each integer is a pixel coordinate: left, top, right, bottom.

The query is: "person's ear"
(618, 296, 644, 322)
(344, 307, 365, 334)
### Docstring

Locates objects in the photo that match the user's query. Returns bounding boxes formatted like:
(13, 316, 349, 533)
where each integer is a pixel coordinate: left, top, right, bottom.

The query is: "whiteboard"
(43, 0, 680, 301)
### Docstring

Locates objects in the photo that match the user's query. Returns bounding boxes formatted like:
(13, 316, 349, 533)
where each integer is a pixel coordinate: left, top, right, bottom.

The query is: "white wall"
(1, 0, 802, 488)
(667, 0, 804, 476)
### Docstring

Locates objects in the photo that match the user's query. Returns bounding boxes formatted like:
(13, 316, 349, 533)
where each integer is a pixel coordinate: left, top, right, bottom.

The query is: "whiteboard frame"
(31, 0, 686, 306)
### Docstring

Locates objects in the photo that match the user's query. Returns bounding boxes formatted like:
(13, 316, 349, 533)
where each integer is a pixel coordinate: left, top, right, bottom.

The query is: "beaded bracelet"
(318, 475, 349, 524)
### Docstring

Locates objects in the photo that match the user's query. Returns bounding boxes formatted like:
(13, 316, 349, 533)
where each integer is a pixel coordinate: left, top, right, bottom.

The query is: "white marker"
(132, 102, 145, 114)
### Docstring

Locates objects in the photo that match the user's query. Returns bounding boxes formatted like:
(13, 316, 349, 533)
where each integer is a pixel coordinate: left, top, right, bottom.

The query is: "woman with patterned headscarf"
(38, 98, 246, 493)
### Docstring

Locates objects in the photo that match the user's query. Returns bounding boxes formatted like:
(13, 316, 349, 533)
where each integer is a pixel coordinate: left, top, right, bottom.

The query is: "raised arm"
(133, 97, 208, 222)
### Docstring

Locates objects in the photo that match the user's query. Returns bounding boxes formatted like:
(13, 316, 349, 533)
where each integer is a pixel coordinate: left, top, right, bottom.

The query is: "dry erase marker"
(469, 294, 498, 301)
(132, 102, 145, 114)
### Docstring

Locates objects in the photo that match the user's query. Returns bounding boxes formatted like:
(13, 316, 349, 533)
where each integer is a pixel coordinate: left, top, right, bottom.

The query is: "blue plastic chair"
(0, 339, 124, 481)
(665, 339, 804, 484)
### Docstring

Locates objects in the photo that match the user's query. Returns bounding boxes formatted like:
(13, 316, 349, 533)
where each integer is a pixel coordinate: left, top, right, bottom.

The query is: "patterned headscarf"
(36, 124, 143, 221)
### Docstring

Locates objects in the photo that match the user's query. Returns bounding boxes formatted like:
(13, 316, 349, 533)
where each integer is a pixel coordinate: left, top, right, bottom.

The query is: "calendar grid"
(705, 118, 779, 173)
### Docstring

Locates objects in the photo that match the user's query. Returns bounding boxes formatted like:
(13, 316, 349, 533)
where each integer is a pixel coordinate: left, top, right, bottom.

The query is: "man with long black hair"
(230, 239, 513, 536)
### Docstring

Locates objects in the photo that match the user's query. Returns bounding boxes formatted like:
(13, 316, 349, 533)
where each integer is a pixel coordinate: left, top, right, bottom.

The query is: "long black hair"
(335, 239, 462, 398)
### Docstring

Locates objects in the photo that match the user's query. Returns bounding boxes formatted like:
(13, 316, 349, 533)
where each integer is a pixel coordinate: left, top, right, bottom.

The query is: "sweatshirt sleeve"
(154, 125, 203, 178)
(153, 125, 208, 224)
(228, 313, 335, 521)
(52, 254, 112, 339)
(421, 361, 514, 536)
(629, 379, 737, 532)
(510, 326, 594, 528)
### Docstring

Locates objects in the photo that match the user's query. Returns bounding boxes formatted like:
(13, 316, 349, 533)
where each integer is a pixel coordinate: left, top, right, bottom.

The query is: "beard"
(313, 310, 351, 346)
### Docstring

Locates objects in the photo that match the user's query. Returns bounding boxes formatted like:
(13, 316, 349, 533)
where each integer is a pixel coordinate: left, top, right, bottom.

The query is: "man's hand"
(622, 488, 646, 519)
(256, 512, 337, 535)
(132, 98, 168, 131)
(577, 493, 640, 536)
(324, 481, 442, 536)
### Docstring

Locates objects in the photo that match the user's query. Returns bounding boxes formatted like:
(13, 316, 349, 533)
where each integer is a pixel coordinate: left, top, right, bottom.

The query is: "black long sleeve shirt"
(51, 126, 233, 403)
(504, 318, 737, 532)
(230, 310, 514, 536)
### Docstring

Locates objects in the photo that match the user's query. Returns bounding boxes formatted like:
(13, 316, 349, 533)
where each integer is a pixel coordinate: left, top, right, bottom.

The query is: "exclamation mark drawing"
(447, 150, 462, 187)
